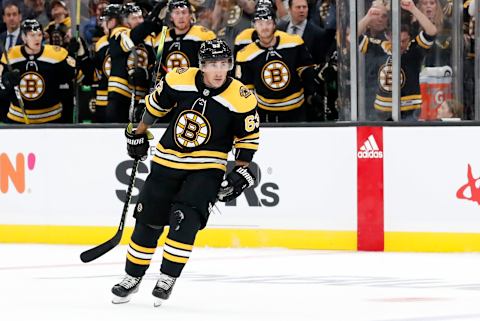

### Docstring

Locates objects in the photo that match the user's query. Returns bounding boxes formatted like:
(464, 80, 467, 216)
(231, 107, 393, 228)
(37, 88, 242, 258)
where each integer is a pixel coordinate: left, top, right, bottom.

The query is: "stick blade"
(80, 231, 122, 263)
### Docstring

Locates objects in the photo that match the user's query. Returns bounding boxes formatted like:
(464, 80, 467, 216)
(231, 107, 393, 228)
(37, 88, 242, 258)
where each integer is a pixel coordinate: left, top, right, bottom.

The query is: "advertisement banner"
(0, 127, 357, 231)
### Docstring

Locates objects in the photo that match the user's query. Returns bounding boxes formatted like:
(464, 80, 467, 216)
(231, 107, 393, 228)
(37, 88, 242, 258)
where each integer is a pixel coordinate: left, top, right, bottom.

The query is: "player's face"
(22, 30, 43, 52)
(171, 7, 191, 31)
(127, 12, 143, 29)
(201, 59, 230, 88)
(254, 19, 275, 42)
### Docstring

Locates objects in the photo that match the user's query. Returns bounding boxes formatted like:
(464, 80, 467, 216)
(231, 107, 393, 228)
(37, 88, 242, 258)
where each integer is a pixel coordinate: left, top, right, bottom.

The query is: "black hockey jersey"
(235, 31, 315, 112)
(145, 67, 260, 171)
(359, 31, 434, 112)
(156, 25, 216, 75)
(0, 45, 76, 123)
(93, 34, 110, 107)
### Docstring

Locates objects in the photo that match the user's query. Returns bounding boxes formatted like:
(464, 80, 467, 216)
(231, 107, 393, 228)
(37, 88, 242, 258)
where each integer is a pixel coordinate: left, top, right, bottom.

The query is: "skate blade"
(112, 294, 131, 304)
(153, 298, 165, 307)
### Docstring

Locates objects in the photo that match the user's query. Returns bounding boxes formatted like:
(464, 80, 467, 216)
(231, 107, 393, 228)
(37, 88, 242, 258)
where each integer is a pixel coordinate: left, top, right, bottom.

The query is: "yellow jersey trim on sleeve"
(95, 35, 109, 52)
(1, 45, 24, 65)
(234, 28, 255, 45)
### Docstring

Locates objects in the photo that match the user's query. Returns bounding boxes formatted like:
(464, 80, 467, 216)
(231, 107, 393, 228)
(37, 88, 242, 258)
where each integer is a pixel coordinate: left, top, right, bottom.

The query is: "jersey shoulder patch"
(214, 78, 257, 113)
(165, 67, 198, 91)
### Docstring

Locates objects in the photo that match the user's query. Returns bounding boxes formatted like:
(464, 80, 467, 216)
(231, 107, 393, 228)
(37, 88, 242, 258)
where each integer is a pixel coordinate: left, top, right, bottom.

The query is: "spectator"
(278, 0, 329, 64)
(212, 0, 255, 48)
(436, 98, 463, 120)
(0, 1, 23, 56)
(358, 0, 437, 121)
(82, 0, 108, 47)
(23, 0, 49, 26)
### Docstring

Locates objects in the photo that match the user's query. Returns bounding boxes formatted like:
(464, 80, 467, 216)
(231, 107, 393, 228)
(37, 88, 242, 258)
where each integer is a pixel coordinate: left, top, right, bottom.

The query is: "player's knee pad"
(167, 203, 202, 242)
(131, 220, 164, 248)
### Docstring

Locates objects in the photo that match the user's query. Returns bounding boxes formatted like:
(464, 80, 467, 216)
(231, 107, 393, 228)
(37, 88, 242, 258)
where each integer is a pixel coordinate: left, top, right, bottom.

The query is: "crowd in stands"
(0, 0, 476, 123)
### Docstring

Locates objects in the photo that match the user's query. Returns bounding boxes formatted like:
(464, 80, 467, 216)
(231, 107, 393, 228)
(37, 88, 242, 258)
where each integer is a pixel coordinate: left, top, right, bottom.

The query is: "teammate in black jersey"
(111, 39, 260, 306)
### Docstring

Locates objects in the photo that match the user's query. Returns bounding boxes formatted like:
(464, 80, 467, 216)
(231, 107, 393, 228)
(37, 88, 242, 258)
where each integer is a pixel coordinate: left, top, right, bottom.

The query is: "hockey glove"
(128, 67, 149, 86)
(146, 0, 168, 25)
(2, 69, 21, 89)
(125, 123, 154, 161)
(217, 166, 256, 202)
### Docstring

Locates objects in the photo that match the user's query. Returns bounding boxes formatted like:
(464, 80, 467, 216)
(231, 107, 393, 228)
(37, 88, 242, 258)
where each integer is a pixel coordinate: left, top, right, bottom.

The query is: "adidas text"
(357, 150, 383, 159)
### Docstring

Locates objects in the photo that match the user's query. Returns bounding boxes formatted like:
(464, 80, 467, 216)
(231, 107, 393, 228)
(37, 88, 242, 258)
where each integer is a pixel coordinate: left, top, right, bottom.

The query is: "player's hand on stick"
(217, 166, 256, 202)
(125, 123, 154, 161)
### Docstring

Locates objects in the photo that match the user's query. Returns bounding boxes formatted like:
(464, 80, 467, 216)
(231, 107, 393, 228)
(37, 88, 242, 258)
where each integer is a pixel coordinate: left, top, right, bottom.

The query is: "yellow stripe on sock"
(129, 241, 156, 254)
(165, 238, 193, 251)
(163, 251, 189, 264)
(127, 253, 152, 265)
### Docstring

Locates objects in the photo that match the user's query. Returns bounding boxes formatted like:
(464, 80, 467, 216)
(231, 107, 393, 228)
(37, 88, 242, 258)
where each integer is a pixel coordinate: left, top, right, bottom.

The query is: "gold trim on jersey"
(153, 143, 228, 171)
(96, 90, 108, 106)
(1, 45, 24, 65)
(234, 132, 260, 151)
(146, 90, 170, 117)
(374, 94, 422, 111)
(235, 43, 264, 62)
(37, 45, 69, 64)
(416, 31, 434, 50)
(181, 25, 216, 42)
(255, 89, 304, 111)
(8, 103, 62, 124)
(111, 26, 133, 52)
(276, 31, 304, 50)
(212, 79, 257, 113)
(108, 76, 131, 98)
(95, 35, 109, 52)
(234, 28, 255, 45)
(359, 35, 369, 54)
(165, 67, 198, 92)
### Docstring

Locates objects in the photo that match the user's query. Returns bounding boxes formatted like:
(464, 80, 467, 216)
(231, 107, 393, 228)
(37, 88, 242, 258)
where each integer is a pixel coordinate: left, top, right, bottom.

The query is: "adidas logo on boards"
(358, 134, 383, 159)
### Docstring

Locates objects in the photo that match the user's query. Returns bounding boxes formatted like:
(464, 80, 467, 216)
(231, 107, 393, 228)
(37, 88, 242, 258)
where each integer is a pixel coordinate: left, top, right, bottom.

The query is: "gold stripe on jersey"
(235, 132, 259, 151)
(234, 28, 255, 46)
(416, 31, 434, 50)
(374, 94, 422, 111)
(96, 90, 108, 106)
(1, 45, 24, 65)
(236, 43, 264, 63)
(153, 143, 228, 171)
(111, 26, 133, 52)
(95, 35, 109, 52)
(256, 89, 304, 111)
(8, 103, 62, 124)
(165, 238, 193, 250)
(182, 25, 216, 42)
(276, 31, 304, 50)
(127, 253, 151, 265)
(108, 76, 131, 97)
(212, 79, 257, 113)
(146, 92, 170, 117)
(165, 67, 198, 92)
(359, 36, 369, 54)
(153, 155, 226, 171)
(37, 45, 69, 64)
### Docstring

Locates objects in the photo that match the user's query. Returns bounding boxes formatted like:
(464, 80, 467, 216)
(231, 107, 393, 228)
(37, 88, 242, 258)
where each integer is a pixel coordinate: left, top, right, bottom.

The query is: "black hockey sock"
(125, 220, 164, 277)
(160, 204, 201, 278)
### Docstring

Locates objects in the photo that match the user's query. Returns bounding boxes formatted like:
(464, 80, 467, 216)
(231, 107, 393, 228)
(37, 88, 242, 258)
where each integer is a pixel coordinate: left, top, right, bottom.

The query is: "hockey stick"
(128, 46, 139, 122)
(150, 25, 168, 92)
(80, 156, 139, 263)
(0, 40, 29, 124)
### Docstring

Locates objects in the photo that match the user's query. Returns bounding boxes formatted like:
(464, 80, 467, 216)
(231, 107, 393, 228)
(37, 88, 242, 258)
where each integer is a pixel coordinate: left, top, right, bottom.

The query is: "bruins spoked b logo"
(378, 63, 405, 92)
(262, 60, 290, 91)
(166, 51, 190, 73)
(174, 110, 211, 148)
(20, 72, 45, 100)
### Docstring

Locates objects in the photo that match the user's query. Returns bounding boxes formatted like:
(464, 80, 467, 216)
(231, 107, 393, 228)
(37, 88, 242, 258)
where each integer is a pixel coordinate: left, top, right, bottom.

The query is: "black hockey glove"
(2, 69, 21, 89)
(314, 51, 338, 85)
(125, 123, 154, 161)
(217, 166, 256, 202)
(128, 67, 148, 85)
(146, 0, 168, 25)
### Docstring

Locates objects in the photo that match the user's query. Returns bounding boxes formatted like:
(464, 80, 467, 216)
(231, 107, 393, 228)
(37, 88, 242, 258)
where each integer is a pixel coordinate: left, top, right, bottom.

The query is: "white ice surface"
(1, 244, 480, 321)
